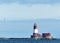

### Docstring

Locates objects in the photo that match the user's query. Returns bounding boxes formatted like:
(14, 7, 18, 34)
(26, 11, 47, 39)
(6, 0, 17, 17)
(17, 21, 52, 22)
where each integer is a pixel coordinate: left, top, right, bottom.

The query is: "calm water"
(0, 39, 60, 43)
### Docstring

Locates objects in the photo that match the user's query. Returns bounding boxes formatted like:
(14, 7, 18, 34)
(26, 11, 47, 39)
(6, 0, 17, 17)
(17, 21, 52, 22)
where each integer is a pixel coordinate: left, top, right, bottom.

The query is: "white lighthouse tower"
(31, 23, 41, 39)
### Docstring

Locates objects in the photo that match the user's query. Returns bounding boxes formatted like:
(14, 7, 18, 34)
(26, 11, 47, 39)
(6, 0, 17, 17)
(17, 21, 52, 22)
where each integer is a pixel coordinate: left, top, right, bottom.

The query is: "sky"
(0, 0, 60, 20)
(0, 0, 60, 38)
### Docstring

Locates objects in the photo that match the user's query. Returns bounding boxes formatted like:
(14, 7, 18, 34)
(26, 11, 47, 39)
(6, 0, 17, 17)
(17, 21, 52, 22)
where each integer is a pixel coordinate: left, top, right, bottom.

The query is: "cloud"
(0, 3, 60, 20)
(0, 0, 60, 4)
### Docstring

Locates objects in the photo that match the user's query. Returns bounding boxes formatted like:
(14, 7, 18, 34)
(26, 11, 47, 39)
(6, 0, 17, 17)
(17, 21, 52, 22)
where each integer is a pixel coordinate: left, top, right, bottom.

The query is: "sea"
(0, 38, 60, 43)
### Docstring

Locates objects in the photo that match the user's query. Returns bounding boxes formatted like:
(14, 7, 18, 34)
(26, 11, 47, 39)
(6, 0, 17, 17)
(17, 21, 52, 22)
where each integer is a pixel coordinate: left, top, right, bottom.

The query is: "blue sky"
(0, 0, 60, 38)
(0, 0, 60, 4)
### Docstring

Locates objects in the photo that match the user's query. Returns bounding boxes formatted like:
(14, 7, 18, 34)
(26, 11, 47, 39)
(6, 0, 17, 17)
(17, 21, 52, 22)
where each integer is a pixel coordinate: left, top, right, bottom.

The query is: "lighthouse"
(31, 23, 41, 39)
(33, 23, 38, 36)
